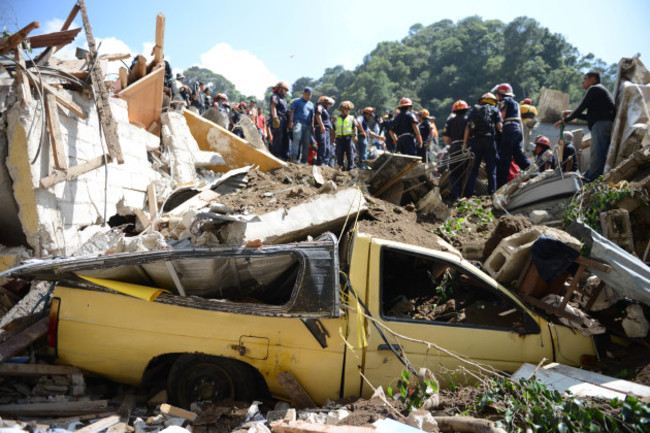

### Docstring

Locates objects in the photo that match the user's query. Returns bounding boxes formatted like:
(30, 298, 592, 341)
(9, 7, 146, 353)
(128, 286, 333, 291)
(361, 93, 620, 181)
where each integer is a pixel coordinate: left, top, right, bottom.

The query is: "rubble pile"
(0, 5, 650, 433)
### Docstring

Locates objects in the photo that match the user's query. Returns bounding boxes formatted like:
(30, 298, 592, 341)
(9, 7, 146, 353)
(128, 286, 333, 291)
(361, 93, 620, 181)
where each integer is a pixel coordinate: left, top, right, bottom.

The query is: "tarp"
(567, 221, 650, 306)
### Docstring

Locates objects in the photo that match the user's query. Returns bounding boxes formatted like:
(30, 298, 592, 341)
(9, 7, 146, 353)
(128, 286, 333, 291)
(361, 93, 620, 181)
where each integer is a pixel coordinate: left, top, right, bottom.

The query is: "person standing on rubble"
(257, 109, 267, 142)
(554, 70, 616, 181)
(289, 87, 315, 164)
(314, 96, 335, 167)
(560, 131, 578, 172)
(248, 99, 258, 123)
(333, 101, 359, 171)
(418, 109, 434, 162)
(463, 93, 502, 197)
(269, 81, 291, 161)
(443, 100, 470, 200)
(520, 97, 538, 151)
(390, 98, 422, 156)
(379, 111, 396, 152)
(191, 82, 207, 114)
(357, 107, 386, 168)
(495, 83, 530, 188)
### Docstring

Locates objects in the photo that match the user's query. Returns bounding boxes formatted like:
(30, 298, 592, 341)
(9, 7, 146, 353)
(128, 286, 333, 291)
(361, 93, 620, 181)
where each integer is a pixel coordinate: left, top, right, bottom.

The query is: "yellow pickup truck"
(14, 231, 596, 408)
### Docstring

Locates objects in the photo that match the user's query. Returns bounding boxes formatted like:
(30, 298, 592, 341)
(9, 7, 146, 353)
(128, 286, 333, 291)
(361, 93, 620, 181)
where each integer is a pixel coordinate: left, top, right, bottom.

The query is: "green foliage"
(563, 180, 645, 231)
(439, 199, 494, 239)
(468, 377, 648, 433)
(293, 16, 615, 131)
(182, 66, 250, 107)
(387, 369, 438, 413)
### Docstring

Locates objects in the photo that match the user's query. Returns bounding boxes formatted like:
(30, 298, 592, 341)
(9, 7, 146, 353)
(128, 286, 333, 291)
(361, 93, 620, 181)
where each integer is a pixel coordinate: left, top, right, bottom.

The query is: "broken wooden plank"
(132, 55, 147, 82)
(151, 13, 165, 67)
(0, 363, 81, 376)
(75, 414, 120, 433)
(147, 182, 158, 222)
(276, 371, 316, 409)
(27, 77, 87, 119)
(160, 403, 197, 422)
(374, 160, 420, 197)
(0, 21, 39, 55)
(40, 155, 110, 189)
(28, 28, 82, 49)
(78, 0, 124, 164)
(14, 43, 32, 106)
(45, 93, 68, 169)
(118, 67, 164, 131)
(53, 4, 81, 54)
(0, 400, 108, 416)
(118, 67, 128, 90)
(100, 52, 130, 62)
(0, 317, 48, 362)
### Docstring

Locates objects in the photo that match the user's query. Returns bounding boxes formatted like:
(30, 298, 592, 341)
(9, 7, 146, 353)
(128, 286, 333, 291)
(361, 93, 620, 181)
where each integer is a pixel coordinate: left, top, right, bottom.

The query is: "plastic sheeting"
(567, 221, 650, 306)
(606, 56, 650, 172)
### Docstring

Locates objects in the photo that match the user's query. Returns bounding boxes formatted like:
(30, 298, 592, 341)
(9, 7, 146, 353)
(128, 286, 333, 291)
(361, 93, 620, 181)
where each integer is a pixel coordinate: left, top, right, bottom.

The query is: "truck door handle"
(378, 344, 403, 352)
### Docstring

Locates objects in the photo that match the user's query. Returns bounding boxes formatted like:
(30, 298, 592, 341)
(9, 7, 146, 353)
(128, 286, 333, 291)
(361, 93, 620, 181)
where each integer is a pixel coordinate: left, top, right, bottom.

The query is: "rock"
(113, 232, 170, 253)
(483, 215, 532, 260)
(622, 304, 649, 338)
(267, 409, 296, 423)
(529, 210, 550, 225)
(406, 409, 439, 432)
(325, 409, 350, 425)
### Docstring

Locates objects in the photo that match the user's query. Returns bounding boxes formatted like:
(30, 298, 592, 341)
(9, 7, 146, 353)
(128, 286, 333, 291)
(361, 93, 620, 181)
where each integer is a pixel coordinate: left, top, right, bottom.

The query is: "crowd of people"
(163, 68, 615, 201)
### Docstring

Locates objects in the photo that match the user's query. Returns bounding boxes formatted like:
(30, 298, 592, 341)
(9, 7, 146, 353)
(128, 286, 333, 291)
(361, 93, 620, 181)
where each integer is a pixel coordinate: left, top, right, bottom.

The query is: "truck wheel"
(167, 354, 255, 409)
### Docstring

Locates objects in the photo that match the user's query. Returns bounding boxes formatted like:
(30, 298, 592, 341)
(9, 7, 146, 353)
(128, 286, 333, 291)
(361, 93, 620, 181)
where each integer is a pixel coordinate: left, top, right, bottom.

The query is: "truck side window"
(380, 247, 525, 332)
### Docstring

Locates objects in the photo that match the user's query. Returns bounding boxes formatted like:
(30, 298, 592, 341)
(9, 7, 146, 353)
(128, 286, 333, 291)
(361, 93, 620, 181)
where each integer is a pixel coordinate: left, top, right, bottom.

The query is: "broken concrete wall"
(3, 88, 162, 256)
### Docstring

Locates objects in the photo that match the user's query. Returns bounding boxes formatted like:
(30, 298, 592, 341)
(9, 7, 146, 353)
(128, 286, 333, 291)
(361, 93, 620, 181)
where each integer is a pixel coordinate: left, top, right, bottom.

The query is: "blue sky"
(7, 0, 650, 98)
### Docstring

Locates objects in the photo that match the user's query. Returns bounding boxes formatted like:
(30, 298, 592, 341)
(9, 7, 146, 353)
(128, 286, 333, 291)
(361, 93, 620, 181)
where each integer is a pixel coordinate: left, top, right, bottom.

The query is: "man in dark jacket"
(555, 70, 615, 181)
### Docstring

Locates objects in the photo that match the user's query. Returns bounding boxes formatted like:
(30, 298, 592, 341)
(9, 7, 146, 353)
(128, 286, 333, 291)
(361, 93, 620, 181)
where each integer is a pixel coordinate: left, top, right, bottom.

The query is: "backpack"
(472, 104, 494, 135)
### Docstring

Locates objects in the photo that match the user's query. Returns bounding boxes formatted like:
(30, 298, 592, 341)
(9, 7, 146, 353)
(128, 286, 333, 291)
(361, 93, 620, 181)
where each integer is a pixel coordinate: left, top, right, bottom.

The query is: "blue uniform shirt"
(443, 112, 469, 142)
(392, 110, 418, 135)
(315, 104, 332, 129)
(291, 98, 314, 124)
(500, 97, 520, 120)
(270, 92, 288, 120)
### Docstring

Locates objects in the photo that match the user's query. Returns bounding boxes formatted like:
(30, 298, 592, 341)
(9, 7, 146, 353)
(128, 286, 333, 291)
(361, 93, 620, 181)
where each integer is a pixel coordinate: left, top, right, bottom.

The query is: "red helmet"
(534, 136, 551, 148)
(452, 100, 469, 112)
(478, 93, 497, 106)
(419, 108, 430, 117)
(275, 81, 290, 91)
(495, 83, 514, 97)
(399, 97, 413, 107)
(363, 107, 375, 115)
(240, 102, 247, 109)
(522, 98, 532, 105)
(318, 95, 334, 105)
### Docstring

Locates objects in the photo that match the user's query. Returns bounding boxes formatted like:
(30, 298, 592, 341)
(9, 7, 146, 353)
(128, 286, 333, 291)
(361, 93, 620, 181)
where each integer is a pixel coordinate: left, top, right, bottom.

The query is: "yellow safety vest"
(335, 115, 355, 137)
(520, 104, 538, 121)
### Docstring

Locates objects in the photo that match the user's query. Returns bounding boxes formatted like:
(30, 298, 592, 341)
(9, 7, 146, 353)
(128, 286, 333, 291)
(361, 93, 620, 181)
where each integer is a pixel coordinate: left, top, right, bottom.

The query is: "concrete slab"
(221, 188, 367, 245)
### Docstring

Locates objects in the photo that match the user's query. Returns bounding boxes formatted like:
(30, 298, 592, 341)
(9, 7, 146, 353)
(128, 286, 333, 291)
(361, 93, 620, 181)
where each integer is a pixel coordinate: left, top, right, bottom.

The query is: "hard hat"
(275, 81, 290, 91)
(478, 93, 497, 106)
(452, 100, 469, 112)
(217, 93, 228, 101)
(399, 97, 413, 107)
(318, 95, 333, 105)
(419, 108, 430, 117)
(495, 83, 514, 97)
(363, 107, 375, 115)
(340, 101, 354, 110)
(240, 102, 247, 109)
(534, 135, 551, 148)
(522, 98, 532, 105)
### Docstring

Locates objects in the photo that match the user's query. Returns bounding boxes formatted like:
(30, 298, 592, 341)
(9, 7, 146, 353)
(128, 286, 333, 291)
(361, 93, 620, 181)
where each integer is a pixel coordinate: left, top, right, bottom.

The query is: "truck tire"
(167, 354, 256, 409)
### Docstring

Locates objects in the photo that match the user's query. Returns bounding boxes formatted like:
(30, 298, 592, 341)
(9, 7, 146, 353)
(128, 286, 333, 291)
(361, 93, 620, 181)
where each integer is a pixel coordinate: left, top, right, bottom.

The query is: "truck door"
(360, 240, 555, 394)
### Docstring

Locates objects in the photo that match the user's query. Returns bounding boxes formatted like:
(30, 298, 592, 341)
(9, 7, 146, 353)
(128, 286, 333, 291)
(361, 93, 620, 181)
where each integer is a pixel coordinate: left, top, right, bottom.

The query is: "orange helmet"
(399, 97, 413, 107)
(419, 108, 430, 117)
(495, 83, 514, 96)
(534, 135, 551, 148)
(240, 102, 247, 109)
(452, 100, 469, 112)
(340, 101, 354, 110)
(216, 93, 228, 101)
(479, 93, 497, 106)
(363, 107, 375, 115)
(275, 81, 290, 91)
(318, 95, 334, 105)
(522, 98, 532, 105)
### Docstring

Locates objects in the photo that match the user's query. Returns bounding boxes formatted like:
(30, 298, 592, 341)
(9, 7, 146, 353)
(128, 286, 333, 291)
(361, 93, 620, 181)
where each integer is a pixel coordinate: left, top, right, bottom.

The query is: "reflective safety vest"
(335, 115, 355, 137)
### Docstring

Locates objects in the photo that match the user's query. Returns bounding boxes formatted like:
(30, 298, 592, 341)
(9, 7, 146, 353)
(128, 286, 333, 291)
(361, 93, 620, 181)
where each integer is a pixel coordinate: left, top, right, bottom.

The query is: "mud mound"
(482, 215, 532, 260)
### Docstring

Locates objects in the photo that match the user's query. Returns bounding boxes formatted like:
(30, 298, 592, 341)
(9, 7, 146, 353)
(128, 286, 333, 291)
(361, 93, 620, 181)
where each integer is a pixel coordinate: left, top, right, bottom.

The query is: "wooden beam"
(131, 55, 146, 82)
(75, 415, 120, 433)
(78, 0, 124, 164)
(40, 154, 110, 189)
(151, 13, 165, 67)
(53, 4, 81, 53)
(0, 21, 39, 55)
(0, 317, 48, 362)
(45, 93, 68, 170)
(27, 77, 87, 119)
(28, 28, 82, 49)
(276, 371, 316, 409)
(119, 67, 128, 90)
(0, 400, 108, 416)
(13, 43, 31, 106)
(100, 52, 131, 62)
(0, 363, 82, 376)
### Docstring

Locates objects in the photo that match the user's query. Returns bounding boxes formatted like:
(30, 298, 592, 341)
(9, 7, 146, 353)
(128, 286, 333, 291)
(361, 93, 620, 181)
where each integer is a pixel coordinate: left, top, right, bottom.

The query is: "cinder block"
(600, 209, 634, 252)
(484, 226, 581, 284)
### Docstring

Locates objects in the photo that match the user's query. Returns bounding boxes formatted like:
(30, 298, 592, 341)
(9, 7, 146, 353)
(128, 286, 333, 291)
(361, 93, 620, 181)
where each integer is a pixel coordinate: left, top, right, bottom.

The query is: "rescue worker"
(289, 87, 315, 164)
(379, 112, 396, 152)
(418, 109, 434, 162)
(533, 135, 556, 171)
(314, 96, 335, 167)
(333, 101, 358, 171)
(230, 103, 245, 138)
(520, 97, 538, 151)
(463, 93, 502, 197)
(560, 131, 578, 172)
(269, 81, 291, 161)
(442, 100, 470, 200)
(495, 83, 530, 188)
(358, 107, 386, 168)
(390, 98, 422, 156)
